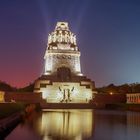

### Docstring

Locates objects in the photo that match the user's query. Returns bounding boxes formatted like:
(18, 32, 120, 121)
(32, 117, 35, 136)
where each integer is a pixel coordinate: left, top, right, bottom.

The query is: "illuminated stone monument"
(34, 22, 96, 103)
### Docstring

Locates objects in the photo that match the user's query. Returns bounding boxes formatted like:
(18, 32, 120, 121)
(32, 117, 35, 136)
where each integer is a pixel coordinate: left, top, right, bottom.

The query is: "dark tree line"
(0, 81, 16, 91)
(96, 83, 140, 94)
(0, 81, 34, 92)
(17, 83, 34, 92)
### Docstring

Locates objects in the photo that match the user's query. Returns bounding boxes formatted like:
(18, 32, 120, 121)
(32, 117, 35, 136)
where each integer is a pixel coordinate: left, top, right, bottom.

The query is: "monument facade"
(34, 22, 96, 103)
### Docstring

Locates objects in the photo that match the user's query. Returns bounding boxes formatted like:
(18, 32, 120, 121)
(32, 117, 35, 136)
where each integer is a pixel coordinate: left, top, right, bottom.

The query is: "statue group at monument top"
(48, 22, 77, 47)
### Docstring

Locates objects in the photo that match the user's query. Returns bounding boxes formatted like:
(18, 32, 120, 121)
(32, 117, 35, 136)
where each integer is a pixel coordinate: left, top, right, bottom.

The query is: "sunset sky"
(0, 0, 140, 87)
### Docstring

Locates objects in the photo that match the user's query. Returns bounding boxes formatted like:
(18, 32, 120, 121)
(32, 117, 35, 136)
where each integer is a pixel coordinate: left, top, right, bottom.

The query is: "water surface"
(6, 109, 140, 140)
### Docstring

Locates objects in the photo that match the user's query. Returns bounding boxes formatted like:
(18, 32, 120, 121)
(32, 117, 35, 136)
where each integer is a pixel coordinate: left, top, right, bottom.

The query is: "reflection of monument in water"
(39, 110, 93, 139)
(34, 22, 96, 103)
(127, 112, 140, 135)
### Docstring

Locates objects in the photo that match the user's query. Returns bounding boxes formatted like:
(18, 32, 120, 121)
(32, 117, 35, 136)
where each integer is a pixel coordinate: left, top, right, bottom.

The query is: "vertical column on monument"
(74, 55, 81, 74)
(44, 53, 52, 74)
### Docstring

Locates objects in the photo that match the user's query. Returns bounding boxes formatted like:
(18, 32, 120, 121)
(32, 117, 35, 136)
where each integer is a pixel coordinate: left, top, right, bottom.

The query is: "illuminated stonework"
(35, 81, 93, 103)
(44, 22, 81, 75)
(0, 91, 5, 102)
(127, 93, 140, 104)
(34, 22, 96, 103)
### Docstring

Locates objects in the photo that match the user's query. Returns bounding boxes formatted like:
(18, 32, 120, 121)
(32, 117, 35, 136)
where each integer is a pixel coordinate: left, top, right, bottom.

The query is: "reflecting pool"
(6, 109, 140, 140)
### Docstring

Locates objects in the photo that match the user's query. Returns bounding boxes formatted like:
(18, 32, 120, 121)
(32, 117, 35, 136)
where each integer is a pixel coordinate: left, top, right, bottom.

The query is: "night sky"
(0, 0, 140, 87)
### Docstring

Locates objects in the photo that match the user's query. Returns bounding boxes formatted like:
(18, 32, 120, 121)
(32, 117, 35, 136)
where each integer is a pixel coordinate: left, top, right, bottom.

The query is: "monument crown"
(48, 22, 77, 49)
(55, 22, 69, 31)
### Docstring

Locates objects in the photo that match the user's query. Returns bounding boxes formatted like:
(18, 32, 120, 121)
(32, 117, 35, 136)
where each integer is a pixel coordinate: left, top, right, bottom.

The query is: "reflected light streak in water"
(38, 109, 93, 140)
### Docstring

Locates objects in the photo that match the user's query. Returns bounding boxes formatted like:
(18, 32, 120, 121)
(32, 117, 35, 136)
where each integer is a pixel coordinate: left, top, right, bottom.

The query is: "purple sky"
(0, 0, 140, 87)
